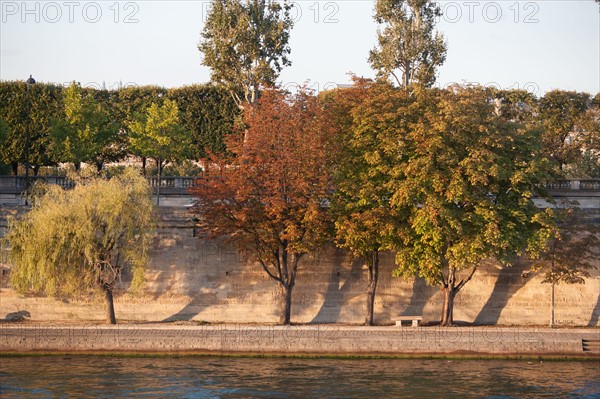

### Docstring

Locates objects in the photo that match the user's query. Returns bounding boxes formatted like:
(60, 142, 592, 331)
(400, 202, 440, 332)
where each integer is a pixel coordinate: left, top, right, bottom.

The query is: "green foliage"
(529, 206, 599, 285)
(326, 81, 416, 325)
(369, 0, 447, 87)
(0, 81, 63, 172)
(152, 160, 202, 177)
(0, 118, 12, 173)
(5, 168, 154, 304)
(492, 89, 538, 123)
(330, 81, 410, 259)
(0, 118, 11, 154)
(199, 0, 294, 105)
(330, 84, 554, 325)
(50, 82, 121, 171)
(115, 85, 168, 130)
(128, 98, 192, 174)
(392, 87, 552, 276)
(539, 90, 592, 173)
(166, 85, 239, 158)
(570, 100, 600, 178)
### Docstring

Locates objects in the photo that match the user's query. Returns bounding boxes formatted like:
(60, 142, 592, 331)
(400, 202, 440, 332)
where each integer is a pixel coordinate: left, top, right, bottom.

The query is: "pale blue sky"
(1, 1, 598, 96)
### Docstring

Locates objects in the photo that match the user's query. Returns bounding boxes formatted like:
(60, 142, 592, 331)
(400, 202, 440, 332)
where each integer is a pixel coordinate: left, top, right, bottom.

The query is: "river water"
(0, 356, 598, 398)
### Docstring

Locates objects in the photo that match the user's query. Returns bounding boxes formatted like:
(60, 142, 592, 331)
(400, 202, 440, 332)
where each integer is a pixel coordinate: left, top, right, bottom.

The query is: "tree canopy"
(325, 80, 410, 325)
(192, 89, 333, 324)
(326, 84, 555, 326)
(128, 98, 192, 175)
(0, 82, 240, 175)
(539, 90, 592, 173)
(199, 0, 294, 106)
(529, 206, 599, 286)
(369, 0, 447, 87)
(5, 168, 155, 324)
(166, 85, 239, 159)
(0, 81, 63, 174)
(50, 82, 120, 172)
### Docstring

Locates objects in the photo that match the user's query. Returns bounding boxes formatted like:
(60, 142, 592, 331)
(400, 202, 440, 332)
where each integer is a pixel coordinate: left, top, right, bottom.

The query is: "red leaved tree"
(191, 89, 334, 325)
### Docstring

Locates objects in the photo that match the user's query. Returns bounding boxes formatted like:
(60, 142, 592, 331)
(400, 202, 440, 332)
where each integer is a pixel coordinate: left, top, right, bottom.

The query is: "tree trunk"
(74, 162, 81, 171)
(441, 285, 456, 326)
(365, 250, 379, 326)
(32, 165, 40, 176)
(12, 162, 18, 176)
(96, 161, 103, 173)
(104, 286, 116, 325)
(281, 283, 293, 325)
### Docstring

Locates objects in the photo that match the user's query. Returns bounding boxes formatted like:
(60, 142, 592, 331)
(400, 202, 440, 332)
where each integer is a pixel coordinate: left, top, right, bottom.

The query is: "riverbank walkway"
(1, 323, 598, 358)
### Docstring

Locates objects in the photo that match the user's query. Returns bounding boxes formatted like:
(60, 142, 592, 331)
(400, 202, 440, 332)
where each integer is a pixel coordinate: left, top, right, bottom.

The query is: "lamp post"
(24, 74, 35, 205)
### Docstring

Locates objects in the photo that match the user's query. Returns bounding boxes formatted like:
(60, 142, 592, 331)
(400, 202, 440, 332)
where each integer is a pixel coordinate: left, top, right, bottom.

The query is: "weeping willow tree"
(5, 168, 154, 324)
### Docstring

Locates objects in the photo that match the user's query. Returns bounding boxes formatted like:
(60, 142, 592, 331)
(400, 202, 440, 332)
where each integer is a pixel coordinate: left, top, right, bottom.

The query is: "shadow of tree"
(474, 261, 530, 325)
(401, 277, 437, 317)
(375, 252, 438, 325)
(588, 295, 600, 327)
(161, 236, 239, 322)
(311, 256, 363, 324)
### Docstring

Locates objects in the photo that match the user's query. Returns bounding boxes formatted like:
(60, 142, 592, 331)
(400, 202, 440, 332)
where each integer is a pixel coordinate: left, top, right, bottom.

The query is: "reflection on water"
(1, 356, 599, 398)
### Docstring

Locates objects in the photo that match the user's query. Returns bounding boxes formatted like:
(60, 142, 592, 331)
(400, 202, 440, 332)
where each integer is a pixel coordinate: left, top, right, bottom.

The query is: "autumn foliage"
(191, 89, 334, 324)
(191, 82, 595, 327)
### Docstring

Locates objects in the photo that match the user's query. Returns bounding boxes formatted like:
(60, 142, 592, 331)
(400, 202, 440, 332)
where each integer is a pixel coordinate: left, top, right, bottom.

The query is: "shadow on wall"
(161, 235, 239, 322)
(589, 295, 600, 327)
(368, 251, 439, 325)
(401, 277, 438, 319)
(473, 261, 530, 325)
(311, 256, 364, 324)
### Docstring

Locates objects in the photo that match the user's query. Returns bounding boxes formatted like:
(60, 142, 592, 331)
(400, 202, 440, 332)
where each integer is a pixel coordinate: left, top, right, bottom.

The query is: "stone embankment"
(1, 323, 599, 358)
(1, 206, 600, 326)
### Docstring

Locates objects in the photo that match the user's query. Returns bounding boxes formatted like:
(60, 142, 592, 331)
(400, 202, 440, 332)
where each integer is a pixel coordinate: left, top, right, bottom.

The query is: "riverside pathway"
(1, 323, 599, 358)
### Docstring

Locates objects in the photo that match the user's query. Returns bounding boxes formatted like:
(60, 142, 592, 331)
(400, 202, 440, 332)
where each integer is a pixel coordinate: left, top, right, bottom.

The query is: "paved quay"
(1, 323, 599, 358)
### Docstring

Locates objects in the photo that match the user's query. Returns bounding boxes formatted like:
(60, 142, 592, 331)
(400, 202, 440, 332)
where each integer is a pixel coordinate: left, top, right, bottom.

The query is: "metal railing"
(1, 176, 599, 196)
(0, 176, 199, 196)
(545, 179, 600, 191)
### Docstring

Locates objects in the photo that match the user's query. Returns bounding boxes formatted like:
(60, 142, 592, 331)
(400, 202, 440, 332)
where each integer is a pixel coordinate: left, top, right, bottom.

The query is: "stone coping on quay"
(1, 323, 599, 358)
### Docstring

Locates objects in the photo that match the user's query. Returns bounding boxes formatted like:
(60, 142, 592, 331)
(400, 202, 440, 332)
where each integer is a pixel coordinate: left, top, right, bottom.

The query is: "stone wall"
(2, 325, 598, 357)
(1, 206, 598, 326)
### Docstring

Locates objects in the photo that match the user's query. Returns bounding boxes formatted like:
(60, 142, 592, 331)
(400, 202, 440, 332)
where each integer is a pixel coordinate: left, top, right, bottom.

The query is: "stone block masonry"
(1, 324, 598, 358)
(1, 207, 599, 327)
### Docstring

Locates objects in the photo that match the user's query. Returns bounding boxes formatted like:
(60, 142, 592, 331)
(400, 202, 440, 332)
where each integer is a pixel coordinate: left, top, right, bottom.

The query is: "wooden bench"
(394, 316, 423, 327)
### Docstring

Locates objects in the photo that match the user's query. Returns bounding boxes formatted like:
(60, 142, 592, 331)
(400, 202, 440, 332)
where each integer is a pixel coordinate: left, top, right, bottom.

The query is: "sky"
(0, 0, 598, 97)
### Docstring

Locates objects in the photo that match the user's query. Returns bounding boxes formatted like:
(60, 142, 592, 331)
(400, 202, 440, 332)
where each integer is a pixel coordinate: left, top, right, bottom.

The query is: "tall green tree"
(529, 206, 600, 326)
(192, 89, 333, 325)
(0, 117, 11, 158)
(492, 89, 538, 123)
(5, 168, 154, 324)
(369, 0, 447, 87)
(115, 85, 168, 174)
(326, 80, 410, 326)
(199, 0, 294, 106)
(50, 82, 120, 172)
(166, 85, 239, 160)
(538, 90, 591, 174)
(128, 99, 192, 205)
(115, 86, 168, 128)
(569, 96, 600, 177)
(0, 81, 63, 175)
(90, 88, 128, 169)
(386, 87, 553, 326)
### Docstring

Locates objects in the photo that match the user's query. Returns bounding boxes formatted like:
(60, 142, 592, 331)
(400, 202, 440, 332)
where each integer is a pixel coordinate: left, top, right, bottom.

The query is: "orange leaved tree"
(191, 88, 334, 325)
